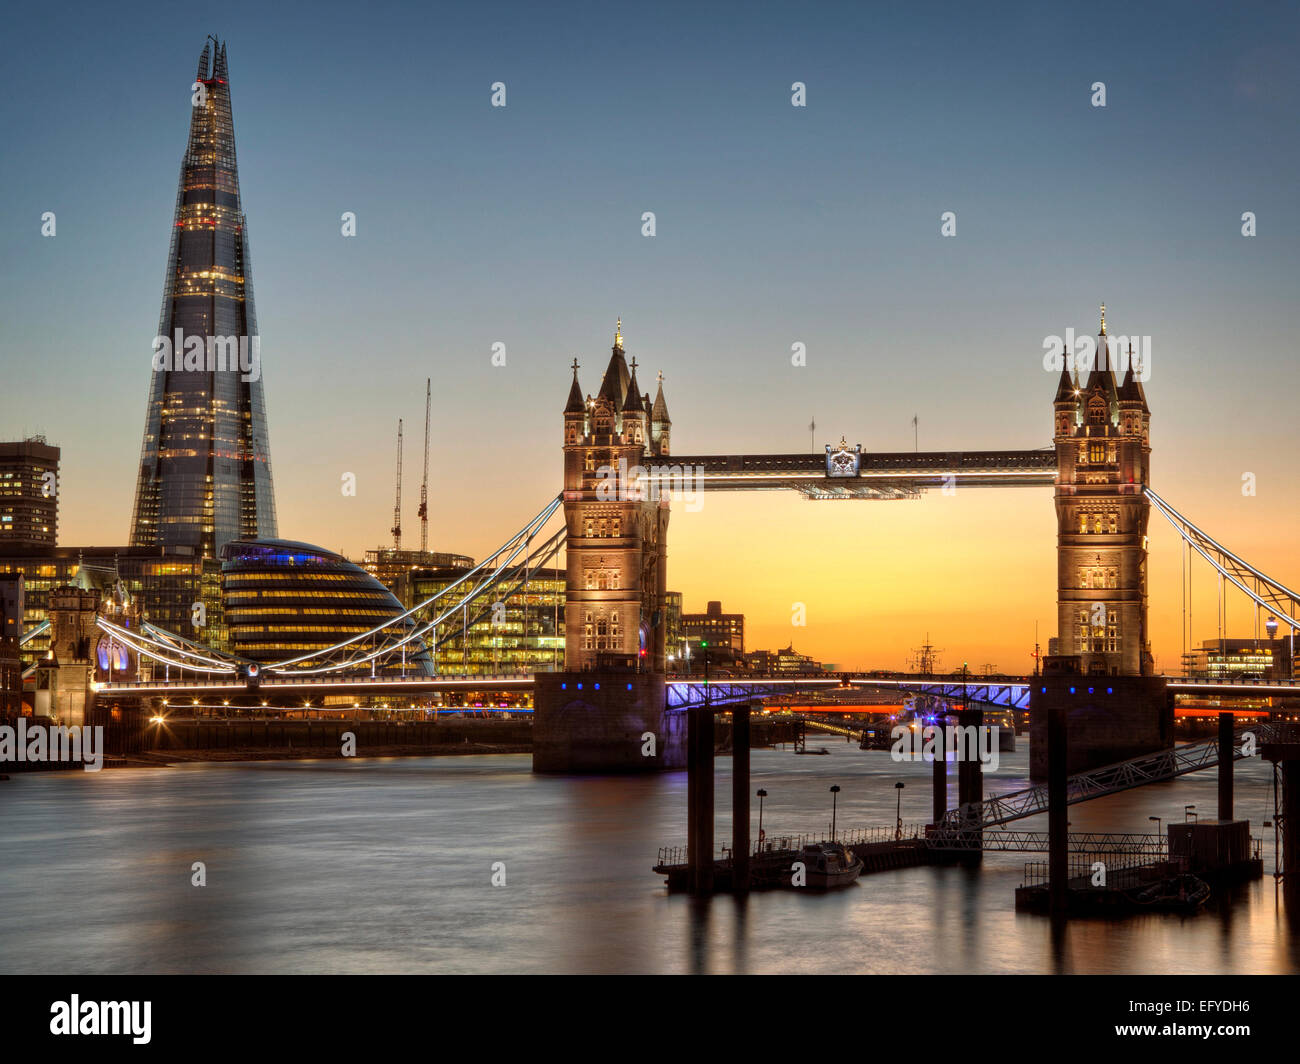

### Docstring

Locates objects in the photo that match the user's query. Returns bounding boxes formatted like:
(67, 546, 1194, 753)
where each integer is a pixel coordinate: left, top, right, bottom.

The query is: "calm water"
(2, 739, 1297, 974)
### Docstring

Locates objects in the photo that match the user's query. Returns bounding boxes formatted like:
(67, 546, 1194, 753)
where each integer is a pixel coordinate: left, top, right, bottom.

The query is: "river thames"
(2, 740, 1296, 974)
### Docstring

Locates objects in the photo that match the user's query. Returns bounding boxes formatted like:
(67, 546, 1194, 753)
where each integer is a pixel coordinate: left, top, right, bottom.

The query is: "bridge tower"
(561, 320, 672, 672)
(1052, 306, 1153, 677)
(1034, 307, 1168, 778)
(535, 321, 684, 773)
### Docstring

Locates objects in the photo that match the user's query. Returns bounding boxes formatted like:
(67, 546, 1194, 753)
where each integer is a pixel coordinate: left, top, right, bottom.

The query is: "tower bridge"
(67, 312, 1299, 779)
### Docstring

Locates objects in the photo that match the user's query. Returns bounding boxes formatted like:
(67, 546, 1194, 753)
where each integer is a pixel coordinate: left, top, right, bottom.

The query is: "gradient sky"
(2, 0, 1297, 671)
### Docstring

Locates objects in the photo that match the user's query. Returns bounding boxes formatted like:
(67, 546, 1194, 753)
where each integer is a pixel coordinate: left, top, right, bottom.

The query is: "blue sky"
(1, 0, 1296, 666)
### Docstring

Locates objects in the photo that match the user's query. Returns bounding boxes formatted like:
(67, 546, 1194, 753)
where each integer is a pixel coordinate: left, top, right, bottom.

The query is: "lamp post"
(829, 784, 841, 841)
(757, 788, 767, 849)
(1149, 815, 1162, 836)
(895, 781, 905, 840)
(1184, 804, 1197, 824)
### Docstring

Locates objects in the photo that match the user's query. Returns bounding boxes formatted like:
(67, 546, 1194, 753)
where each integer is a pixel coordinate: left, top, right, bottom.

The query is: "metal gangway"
(937, 724, 1283, 832)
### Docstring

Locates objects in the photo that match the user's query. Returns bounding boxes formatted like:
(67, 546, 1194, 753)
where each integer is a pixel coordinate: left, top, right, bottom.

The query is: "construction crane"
(418, 378, 430, 553)
(391, 418, 403, 551)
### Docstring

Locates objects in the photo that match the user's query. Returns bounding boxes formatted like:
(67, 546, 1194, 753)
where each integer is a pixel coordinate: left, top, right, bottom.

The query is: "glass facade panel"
(130, 39, 277, 559)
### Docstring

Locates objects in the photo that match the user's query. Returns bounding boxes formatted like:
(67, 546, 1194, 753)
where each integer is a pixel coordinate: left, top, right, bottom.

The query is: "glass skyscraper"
(130, 37, 277, 559)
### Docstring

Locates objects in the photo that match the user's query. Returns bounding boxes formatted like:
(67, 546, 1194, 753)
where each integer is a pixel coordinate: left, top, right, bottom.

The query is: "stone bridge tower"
(1034, 306, 1167, 779)
(1052, 306, 1153, 677)
(561, 320, 672, 672)
(534, 320, 684, 773)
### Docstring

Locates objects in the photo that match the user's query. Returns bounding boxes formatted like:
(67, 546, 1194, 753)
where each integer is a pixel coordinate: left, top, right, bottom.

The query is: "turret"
(564, 359, 586, 445)
(651, 372, 671, 455)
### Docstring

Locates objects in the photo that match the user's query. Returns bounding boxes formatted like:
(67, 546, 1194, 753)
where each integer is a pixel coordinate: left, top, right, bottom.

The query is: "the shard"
(129, 36, 277, 558)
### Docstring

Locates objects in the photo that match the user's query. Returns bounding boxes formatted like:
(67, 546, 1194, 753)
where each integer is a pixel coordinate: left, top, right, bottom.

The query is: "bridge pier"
(956, 708, 983, 862)
(732, 704, 751, 893)
(532, 670, 685, 773)
(1218, 711, 1234, 821)
(1029, 672, 1171, 780)
(1048, 702, 1068, 916)
(931, 725, 947, 827)
(687, 706, 715, 895)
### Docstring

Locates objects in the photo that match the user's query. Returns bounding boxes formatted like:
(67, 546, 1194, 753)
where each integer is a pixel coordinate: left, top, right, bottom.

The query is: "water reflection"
(0, 741, 1293, 974)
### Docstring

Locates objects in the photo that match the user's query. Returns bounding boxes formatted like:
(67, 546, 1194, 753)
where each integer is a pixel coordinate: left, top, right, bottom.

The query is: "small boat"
(1126, 874, 1211, 913)
(795, 746, 830, 755)
(796, 842, 863, 889)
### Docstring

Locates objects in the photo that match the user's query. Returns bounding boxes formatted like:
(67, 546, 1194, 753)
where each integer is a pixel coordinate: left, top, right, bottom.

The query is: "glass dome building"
(220, 539, 433, 676)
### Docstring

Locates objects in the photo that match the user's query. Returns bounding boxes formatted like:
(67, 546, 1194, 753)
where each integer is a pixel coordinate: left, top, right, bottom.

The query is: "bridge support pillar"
(1218, 711, 1234, 821)
(1048, 702, 1068, 916)
(1029, 674, 1171, 781)
(931, 724, 947, 827)
(957, 708, 983, 863)
(687, 706, 715, 895)
(731, 704, 751, 893)
(532, 670, 685, 773)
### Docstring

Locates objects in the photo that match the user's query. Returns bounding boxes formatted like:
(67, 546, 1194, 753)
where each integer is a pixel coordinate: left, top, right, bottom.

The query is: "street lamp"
(895, 781, 905, 840)
(829, 784, 841, 841)
(1149, 815, 1162, 836)
(757, 788, 768, 849)
(1184, 804, 1197, 823)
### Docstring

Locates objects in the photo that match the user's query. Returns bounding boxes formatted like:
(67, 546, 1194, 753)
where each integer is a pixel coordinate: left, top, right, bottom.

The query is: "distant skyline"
(2, 1, 1297, 670)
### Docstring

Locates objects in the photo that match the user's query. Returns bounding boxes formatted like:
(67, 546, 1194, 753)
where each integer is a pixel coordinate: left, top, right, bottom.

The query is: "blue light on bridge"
(1108, 687, 1113, 694)
(561, 683, 567, 690)
(594, 683, 600, 690)
(626, 683, 632, 690)
(1069, 686, 1076, 694)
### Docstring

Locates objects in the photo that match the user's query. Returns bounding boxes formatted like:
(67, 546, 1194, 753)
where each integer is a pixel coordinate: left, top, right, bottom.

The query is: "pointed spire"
(197, 39, 212, 80)
(652, 371, 671, 423)
(1053, 339, 1076, 403)
(623, 356, 645, 413)
(565, 357, 585, 413)
(1099, 302, 1107, 336)
(213, 40, 228, 81)
(597, 318, 630, 405)
(1118, 340, 1150, 413)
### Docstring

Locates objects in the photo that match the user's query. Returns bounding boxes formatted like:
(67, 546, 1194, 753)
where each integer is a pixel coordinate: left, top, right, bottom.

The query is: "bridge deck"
(669, 449, 1056, 496)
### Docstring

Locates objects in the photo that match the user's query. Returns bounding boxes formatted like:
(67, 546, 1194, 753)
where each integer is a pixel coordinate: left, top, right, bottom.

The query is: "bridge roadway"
(96, 670, 1300, 704)
(668, 449, 1057, 499)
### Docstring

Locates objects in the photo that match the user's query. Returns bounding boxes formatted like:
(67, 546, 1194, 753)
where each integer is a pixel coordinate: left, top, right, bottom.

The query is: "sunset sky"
(2, 1, 1296, 670)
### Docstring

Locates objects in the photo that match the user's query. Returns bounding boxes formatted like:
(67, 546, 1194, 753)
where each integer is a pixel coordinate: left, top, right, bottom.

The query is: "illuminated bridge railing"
(664, 675, 1032, 711)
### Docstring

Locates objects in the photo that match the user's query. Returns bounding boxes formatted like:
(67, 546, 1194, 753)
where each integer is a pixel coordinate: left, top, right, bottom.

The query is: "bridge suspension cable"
(259, 493, 565, 674)
(1145, 487, 1300, 634)
(18, 618, 50, 646)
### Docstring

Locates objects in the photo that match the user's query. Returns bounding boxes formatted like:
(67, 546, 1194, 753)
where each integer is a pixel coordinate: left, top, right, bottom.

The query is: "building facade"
(0, 438, 59, 550)
(220, 539, 432, 676)
(562, 323, 672, 670)
(681, 600, 745, 665)
(130, 37, 277, 558)
(1182, 637, 1296, 681)
(1052, 309, 1153, 677)
(408, 565, 565, 674)
(0, 575, 23, 715)
(0, 547, 223, 667)
(363, 548, 473, 609)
